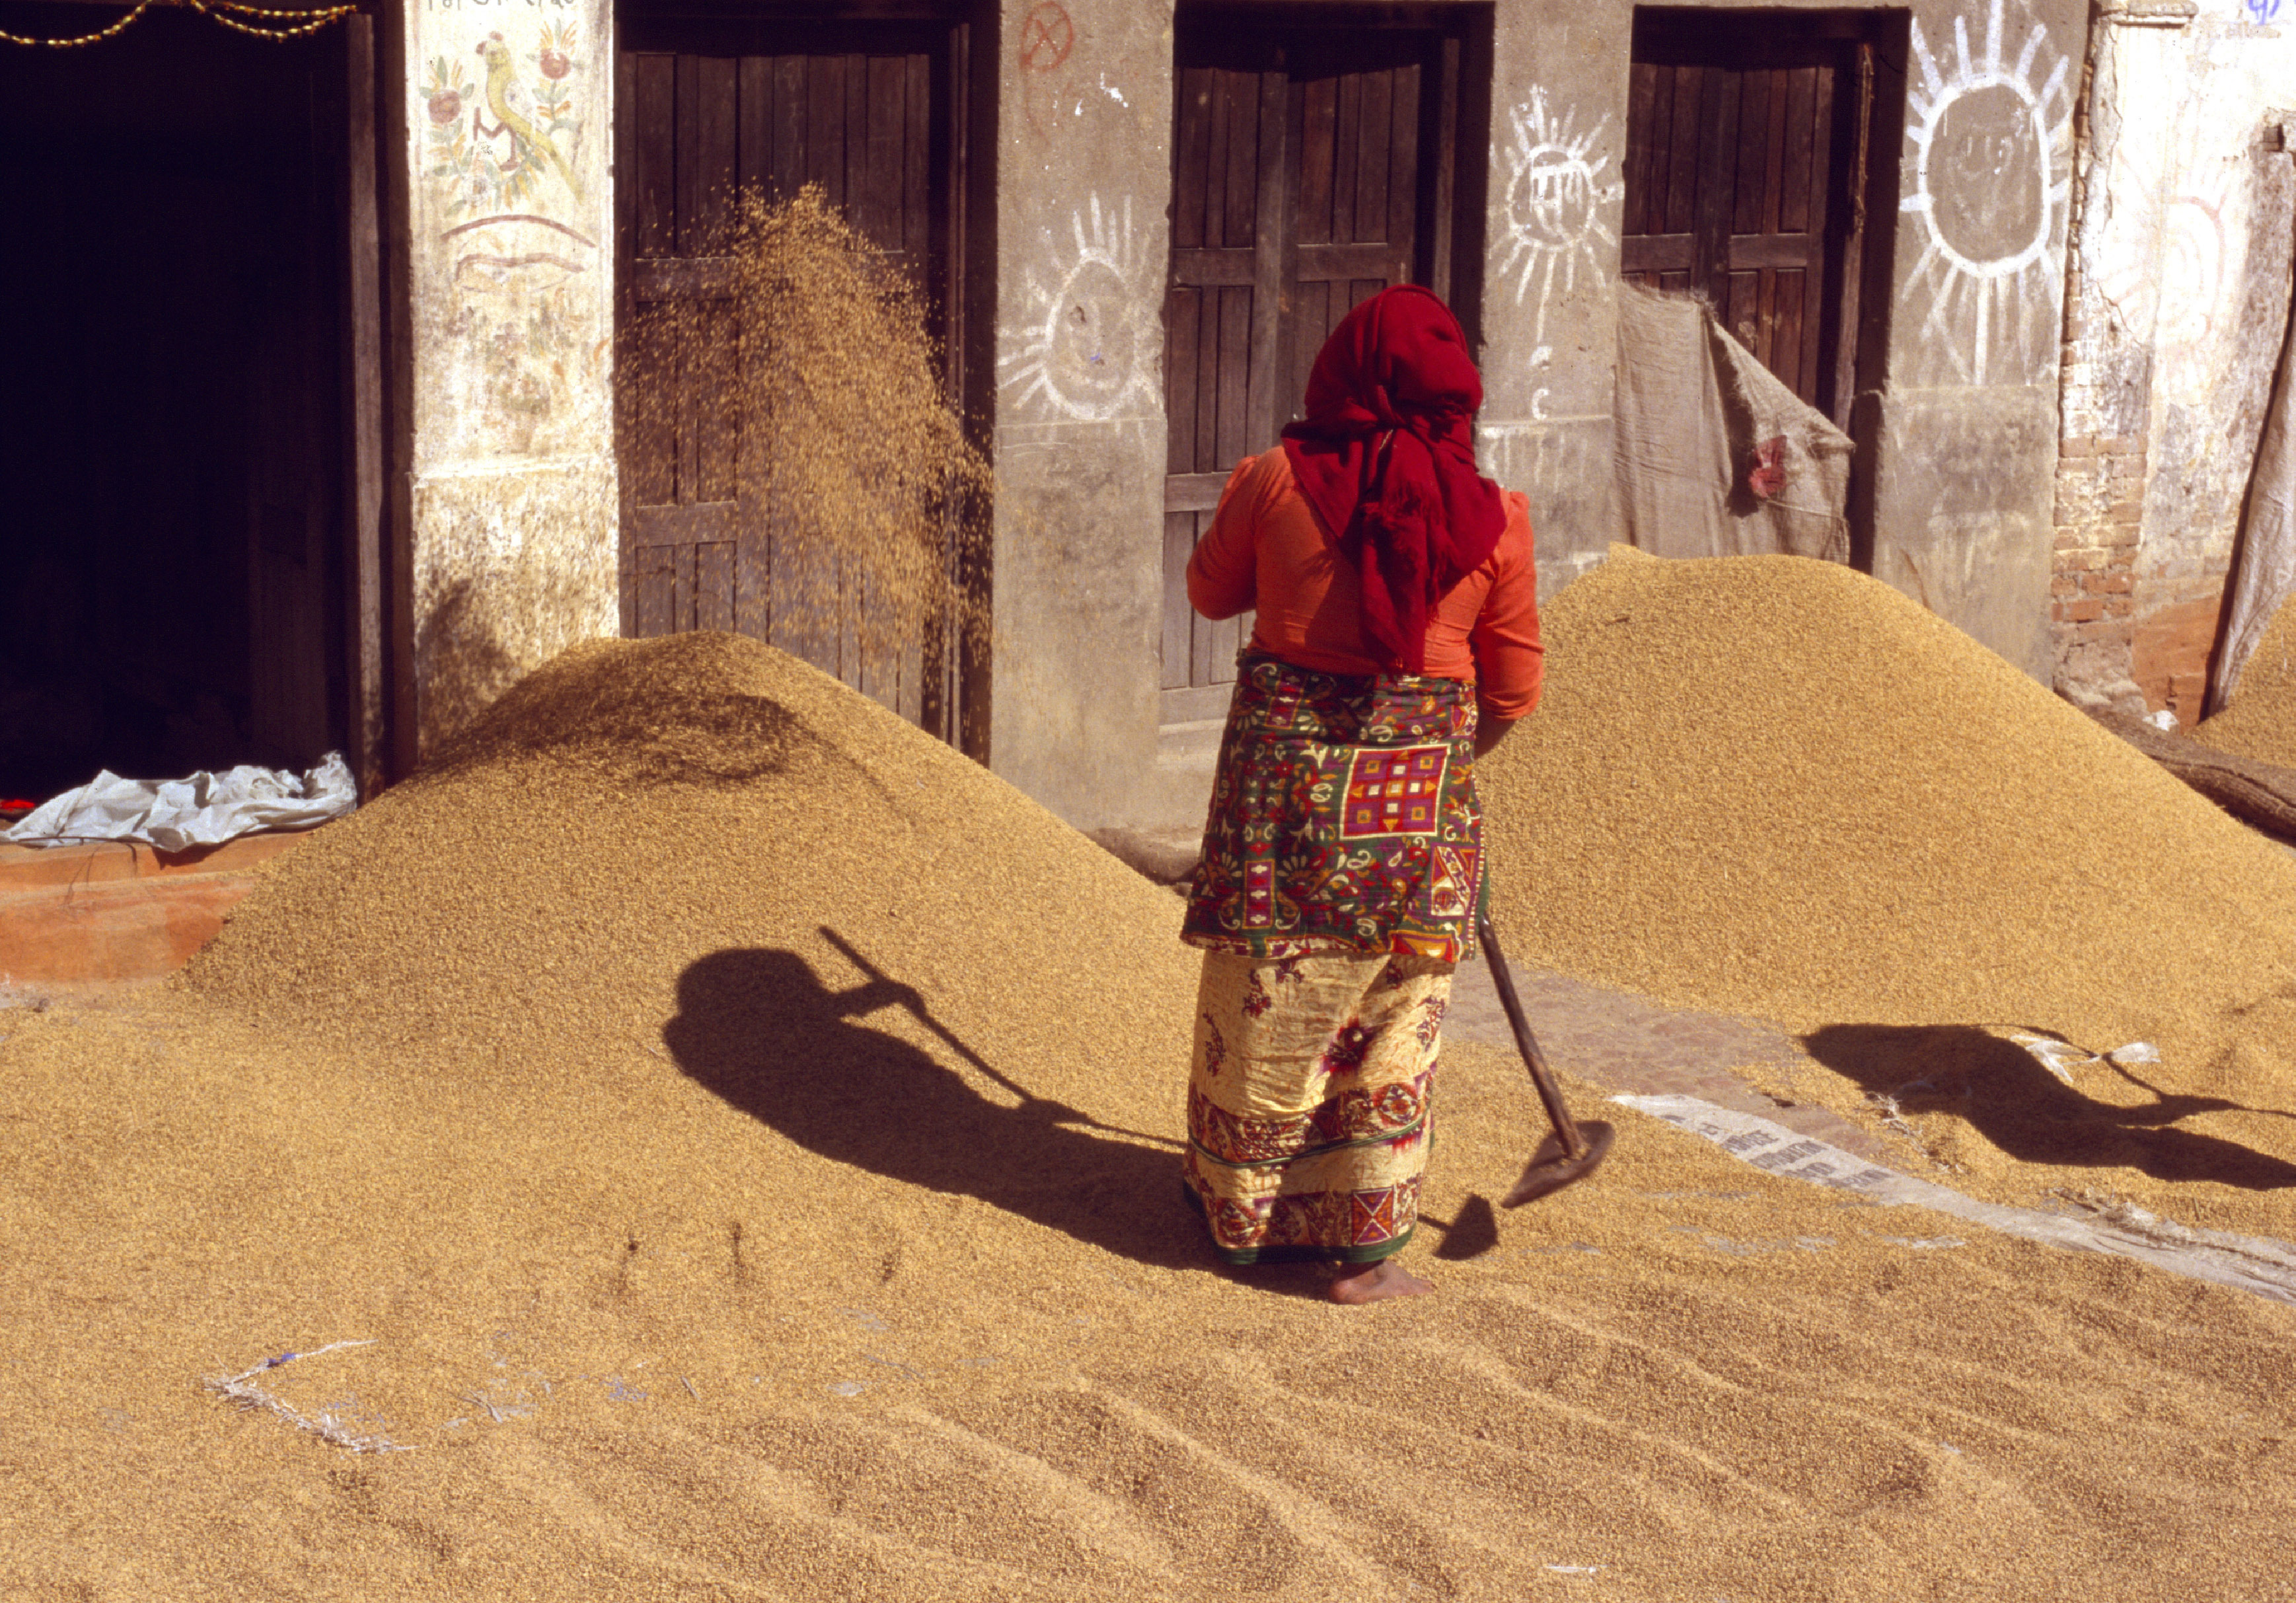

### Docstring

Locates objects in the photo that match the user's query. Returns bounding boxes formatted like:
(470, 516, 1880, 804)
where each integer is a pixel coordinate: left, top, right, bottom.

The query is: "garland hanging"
(2, 0, 358, 49)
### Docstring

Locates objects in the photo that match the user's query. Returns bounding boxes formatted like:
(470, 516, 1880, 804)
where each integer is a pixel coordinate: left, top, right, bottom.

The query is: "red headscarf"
(1280, 285, 1507, 674)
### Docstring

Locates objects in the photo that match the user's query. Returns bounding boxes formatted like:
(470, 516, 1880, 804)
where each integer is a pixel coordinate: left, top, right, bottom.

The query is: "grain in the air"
(621, 184, 993, 695)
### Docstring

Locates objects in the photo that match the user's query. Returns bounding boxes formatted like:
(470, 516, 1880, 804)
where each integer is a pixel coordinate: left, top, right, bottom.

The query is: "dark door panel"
(615, 14, 965, 737)
(1621, 12, 1893, 426)
(1161, 12, 1484, 722)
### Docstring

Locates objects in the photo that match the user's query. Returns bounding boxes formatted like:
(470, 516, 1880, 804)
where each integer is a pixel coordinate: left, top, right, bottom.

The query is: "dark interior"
(0, 5, 349, 803)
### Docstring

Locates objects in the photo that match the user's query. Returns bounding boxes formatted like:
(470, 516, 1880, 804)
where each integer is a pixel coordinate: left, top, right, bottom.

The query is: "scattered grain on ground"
(1478, 546, 2296, 1238)
(8, 981, 2296, 1600)
(2197, 591, 2296, 768)
(6, 585, 2296, 1596)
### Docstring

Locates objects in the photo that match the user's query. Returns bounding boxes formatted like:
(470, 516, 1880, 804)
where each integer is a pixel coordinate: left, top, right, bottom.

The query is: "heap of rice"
(1479, 547, 2296, 1233)
(187, 629, 1199, 1196)
(2196, 592, 2296, 767)
(7, 625, 2296, 1596)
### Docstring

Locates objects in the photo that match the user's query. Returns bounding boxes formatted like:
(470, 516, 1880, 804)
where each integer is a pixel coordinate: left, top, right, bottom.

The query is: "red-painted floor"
(0, 830, 313, 987)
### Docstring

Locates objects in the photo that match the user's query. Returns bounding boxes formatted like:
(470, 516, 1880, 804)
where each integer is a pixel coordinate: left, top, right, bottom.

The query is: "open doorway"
(0, 4, 378, 805)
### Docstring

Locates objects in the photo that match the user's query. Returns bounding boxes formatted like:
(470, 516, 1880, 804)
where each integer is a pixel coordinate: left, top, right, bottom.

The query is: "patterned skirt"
(1178, 653, 1480, 1264)
(1180, 653, 1484, 963)
(1182, 949, 1449, 1264)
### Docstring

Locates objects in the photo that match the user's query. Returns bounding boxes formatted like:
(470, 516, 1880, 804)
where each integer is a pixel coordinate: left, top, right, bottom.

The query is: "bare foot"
(1329, 1258, 1434, 1305)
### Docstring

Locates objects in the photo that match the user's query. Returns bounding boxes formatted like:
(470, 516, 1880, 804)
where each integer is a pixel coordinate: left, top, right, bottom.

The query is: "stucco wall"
(985, 0, 1177, 828)
(2051, 0, 2296, 722)
(403, 0, 620, 753)
(980, 0, 2091, 834)
(1515, 0, 2085, 684)
(1475, 11, 1631, 607)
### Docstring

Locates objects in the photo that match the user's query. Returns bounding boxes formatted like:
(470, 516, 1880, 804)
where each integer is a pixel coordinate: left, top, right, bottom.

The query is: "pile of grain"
(7, 622, 2296, 1594)
(1478, 547, 2296, 1234)
(188, 629, 1194, 1116)
(2197, 592, 2296, 767)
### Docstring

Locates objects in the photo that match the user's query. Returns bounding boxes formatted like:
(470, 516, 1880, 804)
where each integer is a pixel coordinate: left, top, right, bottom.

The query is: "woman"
(1179, 285, 1543, 1304)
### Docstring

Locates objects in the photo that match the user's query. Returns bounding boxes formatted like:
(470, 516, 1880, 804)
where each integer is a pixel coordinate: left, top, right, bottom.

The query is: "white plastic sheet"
(3, 753, 357, 852)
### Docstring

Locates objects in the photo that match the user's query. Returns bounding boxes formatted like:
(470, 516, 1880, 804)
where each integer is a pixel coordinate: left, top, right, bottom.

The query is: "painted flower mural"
(416, 14, 604, 461)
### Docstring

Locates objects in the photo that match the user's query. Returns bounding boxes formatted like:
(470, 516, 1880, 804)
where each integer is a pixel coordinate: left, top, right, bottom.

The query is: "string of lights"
(186, 0, 359, 40)
(1, 0, 356, 48)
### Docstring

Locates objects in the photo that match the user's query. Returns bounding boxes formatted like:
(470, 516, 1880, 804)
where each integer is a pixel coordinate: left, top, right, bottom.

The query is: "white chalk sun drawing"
(1494, 88, 1622, 345)
(1900, 0, 2074, 386)
(999, 194, 1160, 423)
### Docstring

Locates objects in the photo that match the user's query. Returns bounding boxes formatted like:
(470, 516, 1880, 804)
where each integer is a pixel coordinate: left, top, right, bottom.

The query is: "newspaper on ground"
(1617, 1092, 2296, 1307)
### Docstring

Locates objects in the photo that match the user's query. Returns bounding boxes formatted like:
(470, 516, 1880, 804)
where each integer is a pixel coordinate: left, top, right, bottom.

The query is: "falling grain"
(619, 184, 993, 730)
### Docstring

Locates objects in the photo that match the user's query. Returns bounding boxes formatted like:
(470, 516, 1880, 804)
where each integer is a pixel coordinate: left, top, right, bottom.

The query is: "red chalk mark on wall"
(1019, 2, 1073, 72)
(1018, 2, 1075, 139)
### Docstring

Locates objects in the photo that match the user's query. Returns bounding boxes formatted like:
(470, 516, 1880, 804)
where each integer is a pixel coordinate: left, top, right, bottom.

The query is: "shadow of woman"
(663, 946, 1209, 1270)
(1800, 1023, 2296, 1190)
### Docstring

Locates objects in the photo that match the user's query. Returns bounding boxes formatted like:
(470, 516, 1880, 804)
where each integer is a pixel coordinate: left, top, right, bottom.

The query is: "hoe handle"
(1475, 911, 1588, 1161)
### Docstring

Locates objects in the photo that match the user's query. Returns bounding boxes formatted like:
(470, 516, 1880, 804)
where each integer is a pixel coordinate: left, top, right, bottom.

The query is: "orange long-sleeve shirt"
(1185, 448, 1544, 723)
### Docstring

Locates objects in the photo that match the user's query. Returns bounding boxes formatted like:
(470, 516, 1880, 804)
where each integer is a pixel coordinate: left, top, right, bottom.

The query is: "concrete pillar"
(1476, 3, 1631, 605)
(985, 0, 1177, 829)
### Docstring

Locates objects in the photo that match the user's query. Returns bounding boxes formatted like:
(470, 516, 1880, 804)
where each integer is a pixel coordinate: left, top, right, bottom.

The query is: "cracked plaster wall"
(2052, 0, 2296, 722)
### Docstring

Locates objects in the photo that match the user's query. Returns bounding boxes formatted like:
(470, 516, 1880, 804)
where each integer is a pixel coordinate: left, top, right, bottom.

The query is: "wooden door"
(1161, 23, 1469, 728)
(1619, 16, 1878, 424)
(616, 18, 962, 733)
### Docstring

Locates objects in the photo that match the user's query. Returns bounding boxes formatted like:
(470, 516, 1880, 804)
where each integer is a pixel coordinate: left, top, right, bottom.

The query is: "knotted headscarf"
(1280, 285, 1506, 674)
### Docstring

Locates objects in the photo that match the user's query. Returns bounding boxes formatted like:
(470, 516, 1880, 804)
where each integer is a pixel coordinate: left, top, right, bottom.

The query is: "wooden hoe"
(1475, 910, 1617, 1206)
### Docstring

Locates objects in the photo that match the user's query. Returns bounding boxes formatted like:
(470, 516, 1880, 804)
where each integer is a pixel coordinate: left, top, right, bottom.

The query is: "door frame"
(343, 7, 396, 798)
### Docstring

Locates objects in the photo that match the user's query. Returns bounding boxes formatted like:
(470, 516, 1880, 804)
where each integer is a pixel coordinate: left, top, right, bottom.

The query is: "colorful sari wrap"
(1182, 653, 1484, 964)
(1181, 949, 1450, 1264)
(1178, 652, 1482, 1264)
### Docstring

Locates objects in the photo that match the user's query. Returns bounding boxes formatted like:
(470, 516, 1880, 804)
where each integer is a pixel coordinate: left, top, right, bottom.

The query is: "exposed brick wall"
(2132, 594, 2224, 722)
(2048, 432, 2146, 713)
